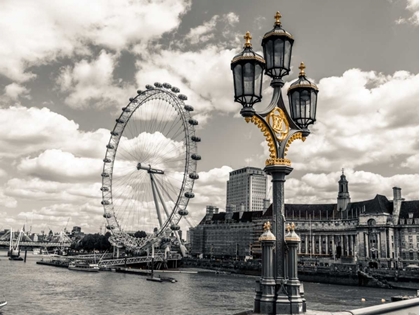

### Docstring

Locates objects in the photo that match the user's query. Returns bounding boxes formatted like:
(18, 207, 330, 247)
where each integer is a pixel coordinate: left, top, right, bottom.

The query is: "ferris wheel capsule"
(163, 83, 172, 89)
(170, 224, 180, 231)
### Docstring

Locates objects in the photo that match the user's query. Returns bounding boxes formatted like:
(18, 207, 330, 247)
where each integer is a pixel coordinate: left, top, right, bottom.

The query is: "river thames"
(0, 253, 416, 315)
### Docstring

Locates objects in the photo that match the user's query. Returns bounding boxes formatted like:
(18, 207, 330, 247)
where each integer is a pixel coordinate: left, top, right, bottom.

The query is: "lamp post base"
(275, 282, 291, 314)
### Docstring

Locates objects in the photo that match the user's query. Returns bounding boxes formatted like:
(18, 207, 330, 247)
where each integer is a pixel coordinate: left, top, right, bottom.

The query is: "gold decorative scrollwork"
(284, 132, 306, 156)
(263, 221, 271, 231)
(266, 107, 289, 141)
(245, 116, 276, 159)
(265, 158, 291, 166)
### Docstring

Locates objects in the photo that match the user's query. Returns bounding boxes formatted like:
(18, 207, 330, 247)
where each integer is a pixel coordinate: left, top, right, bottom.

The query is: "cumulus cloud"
(136, 46, 239, 125)
(5, 178, 101, 202)
(395, 0, 419, 25)
(57, 50, 134, 109)
(0, 0, 191, 82)
(284, 170, 419, 204)
(286, 69, 418, 173)
(0, 106, 110, 158)
(3, 83, 31, 101)
(17, 149, 102, 183)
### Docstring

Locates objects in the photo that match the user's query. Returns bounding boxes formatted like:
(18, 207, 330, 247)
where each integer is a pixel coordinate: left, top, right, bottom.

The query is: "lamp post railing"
(230, 11, 319, 314)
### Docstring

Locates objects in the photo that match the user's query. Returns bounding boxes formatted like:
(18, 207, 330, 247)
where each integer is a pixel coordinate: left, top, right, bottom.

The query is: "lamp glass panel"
(274, 38, 284, 69)
(254, 64, 263, 98)
(311, 91, 317, 120)
(284, 40, 291, 70)
(300, 90, 310, 119)
(291, 90, 300, 119)
(234, 64, 243, 98)
(265, 40, 273, 70)
(243, 62, 254, 100)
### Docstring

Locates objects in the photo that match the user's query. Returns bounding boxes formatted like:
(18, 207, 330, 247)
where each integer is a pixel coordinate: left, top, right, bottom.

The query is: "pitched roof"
(399, 201, 419, 219)
(347, 194, 393, 215)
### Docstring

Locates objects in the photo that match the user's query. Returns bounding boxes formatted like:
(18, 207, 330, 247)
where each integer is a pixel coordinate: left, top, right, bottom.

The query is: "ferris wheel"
(101, 82, 200, 253)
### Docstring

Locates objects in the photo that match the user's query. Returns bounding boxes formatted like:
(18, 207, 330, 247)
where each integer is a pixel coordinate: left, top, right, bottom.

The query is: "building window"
(367, 219, 376, 226)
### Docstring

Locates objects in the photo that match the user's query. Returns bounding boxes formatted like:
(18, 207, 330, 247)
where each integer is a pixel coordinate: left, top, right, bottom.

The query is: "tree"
(134, 231, 147, 238)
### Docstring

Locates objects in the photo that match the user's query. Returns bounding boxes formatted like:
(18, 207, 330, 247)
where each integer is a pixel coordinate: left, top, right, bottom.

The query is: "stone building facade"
(189, 173, 419, 269)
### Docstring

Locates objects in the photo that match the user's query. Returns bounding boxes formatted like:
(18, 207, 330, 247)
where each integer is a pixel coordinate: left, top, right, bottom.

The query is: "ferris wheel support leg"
(152, 175, 171, 220)
(150, 174, 163, 228)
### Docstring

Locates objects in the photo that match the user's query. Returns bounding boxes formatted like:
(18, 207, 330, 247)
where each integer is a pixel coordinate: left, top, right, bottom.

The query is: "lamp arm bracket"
(245, 113, 279, 159)
(278, 129, 306, 158)
(276, 95, 301, 131)
(258, 85, 281, 117)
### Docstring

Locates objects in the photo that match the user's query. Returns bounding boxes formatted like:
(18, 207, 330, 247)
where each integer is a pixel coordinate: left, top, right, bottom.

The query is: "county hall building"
(189, 169, 419, 269)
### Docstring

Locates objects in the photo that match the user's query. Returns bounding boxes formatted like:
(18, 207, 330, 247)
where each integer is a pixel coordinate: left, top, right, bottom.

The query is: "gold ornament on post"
(299, 62, 306, 76)
(266, 107, 290, 141)
(274, 11, 282, 26)
(244, 31, 252, 48)
(263, 221, 272, 231)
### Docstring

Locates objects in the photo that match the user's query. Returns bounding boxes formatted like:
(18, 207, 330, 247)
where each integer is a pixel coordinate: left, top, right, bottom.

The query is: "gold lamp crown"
(274, 11, 282, 26)
(299, 62, 306, 76)
(244, 31, 252, 48)
(263, 221, 271, 231)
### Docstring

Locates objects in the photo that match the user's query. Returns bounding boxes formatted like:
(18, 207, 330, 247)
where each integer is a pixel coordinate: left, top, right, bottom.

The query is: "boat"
(146, 246, 176, 283)
(0, 301, 7, 309)
(9, 256, 23, 261)
(146, 276, 162, 282)
(68, 260, 99, 272)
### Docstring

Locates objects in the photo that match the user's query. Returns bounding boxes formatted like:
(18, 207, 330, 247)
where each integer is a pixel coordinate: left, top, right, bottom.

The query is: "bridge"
(0, 241, 71, 248)
(71, 251, 182, 268)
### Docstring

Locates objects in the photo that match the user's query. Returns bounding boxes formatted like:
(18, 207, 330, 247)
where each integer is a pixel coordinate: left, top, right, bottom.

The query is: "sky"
(0, 0, 418, 235)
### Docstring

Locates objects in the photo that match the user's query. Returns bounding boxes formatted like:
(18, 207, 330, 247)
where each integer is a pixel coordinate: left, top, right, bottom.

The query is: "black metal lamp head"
(287, 62, 318, 132)
(261, 11, 294, 80)
(231, 31, 266, 117)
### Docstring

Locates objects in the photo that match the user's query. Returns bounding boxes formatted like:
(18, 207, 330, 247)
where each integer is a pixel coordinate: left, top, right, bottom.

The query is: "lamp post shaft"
(265, 164, 293, 314)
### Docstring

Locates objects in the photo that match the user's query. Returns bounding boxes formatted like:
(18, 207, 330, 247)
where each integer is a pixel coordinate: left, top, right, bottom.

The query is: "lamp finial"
(244, 31, 252, 48)
(263, 221, 271, 231)
(299, 62, 306, 76)
(274, 11, 282, 26)
(286, 223, 291, 232)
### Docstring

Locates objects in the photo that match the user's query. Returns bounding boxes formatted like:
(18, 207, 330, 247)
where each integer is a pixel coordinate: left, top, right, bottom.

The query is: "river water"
(0, 253, 417, 315)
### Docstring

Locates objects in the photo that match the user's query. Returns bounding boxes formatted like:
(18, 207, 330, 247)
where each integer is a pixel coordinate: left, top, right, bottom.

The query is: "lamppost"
(230, 11, 319, 314)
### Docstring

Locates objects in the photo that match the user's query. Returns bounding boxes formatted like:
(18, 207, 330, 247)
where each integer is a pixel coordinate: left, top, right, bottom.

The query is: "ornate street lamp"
(230, 11, 318, 315)
(231, 31, 265, 118)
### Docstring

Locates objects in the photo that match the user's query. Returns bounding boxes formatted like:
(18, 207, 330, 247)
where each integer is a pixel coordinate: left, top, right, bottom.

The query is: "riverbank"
(181, 258, 419, 291)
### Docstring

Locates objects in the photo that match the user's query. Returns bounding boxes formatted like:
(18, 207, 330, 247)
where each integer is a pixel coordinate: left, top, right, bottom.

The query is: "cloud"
(286, 69, 418, 173)
(17, 149, 102, 183)
(185, 15, 218, 45)
(3, 83, 31, 101)
(57, 50, 134, 109)
(136, 45, 239, 124)
(5, 178, 101, 202)
(395, 0, 419, 25)
(0, 106, 110, 158)
(0, 189, 17, 208)
(0, 0, 191, 82)
(284, 170, 419, 204)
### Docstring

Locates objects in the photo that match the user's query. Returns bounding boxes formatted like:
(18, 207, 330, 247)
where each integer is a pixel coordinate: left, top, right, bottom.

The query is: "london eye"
(101, 83, 200, 254)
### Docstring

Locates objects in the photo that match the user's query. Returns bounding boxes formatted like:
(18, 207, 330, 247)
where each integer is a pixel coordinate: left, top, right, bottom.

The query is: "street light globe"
(231, 31, 266, 117)
(261, 11, 294, 79)
(287, 62, 319, 131)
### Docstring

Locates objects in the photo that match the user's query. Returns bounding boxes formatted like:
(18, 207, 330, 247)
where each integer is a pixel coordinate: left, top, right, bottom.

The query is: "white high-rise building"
(226, 167, 268, 212)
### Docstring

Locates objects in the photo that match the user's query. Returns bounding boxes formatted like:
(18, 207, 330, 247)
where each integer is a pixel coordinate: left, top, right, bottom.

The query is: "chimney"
(393, 187, 402, 201)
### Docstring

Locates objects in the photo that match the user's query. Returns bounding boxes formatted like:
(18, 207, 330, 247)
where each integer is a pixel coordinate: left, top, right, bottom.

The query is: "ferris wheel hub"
(136, 163, 165, 174)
